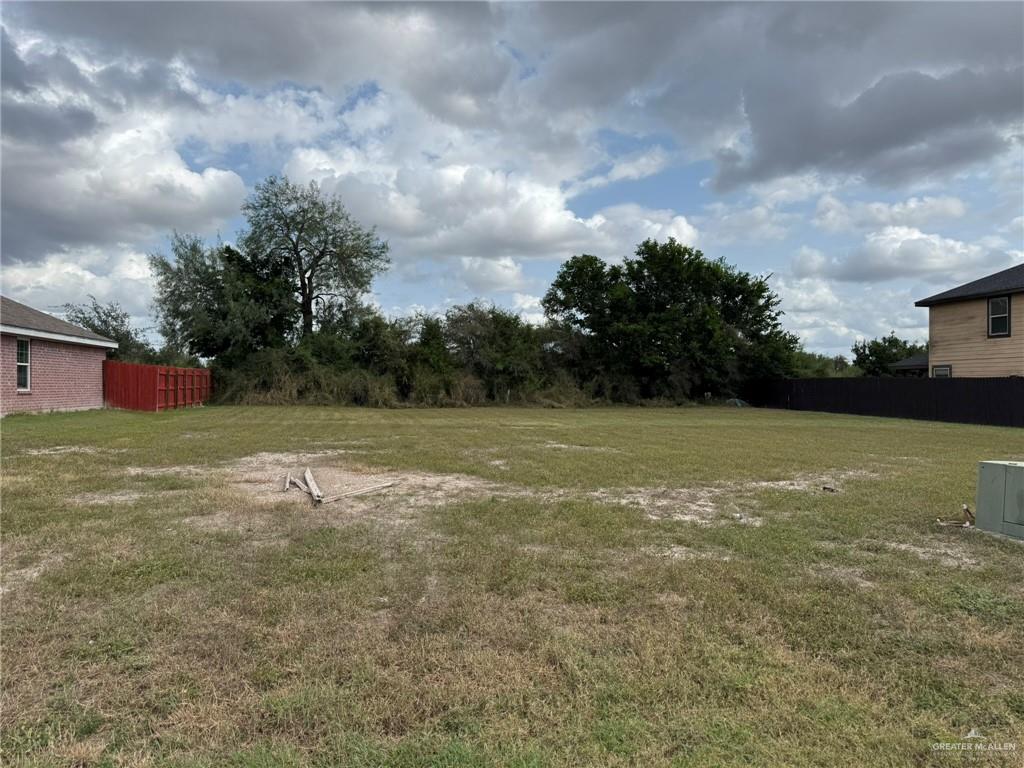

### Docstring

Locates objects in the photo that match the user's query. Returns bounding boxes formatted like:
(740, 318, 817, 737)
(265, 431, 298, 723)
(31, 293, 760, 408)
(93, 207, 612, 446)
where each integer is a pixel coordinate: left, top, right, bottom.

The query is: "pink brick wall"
(0, 334, 108, 416)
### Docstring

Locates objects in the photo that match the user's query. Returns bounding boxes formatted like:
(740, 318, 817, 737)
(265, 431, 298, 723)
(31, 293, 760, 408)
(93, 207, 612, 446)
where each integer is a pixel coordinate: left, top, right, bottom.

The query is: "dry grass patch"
(24, 446, 124, 456)
(809, 564, 875, 589)
(541, 441, 620, 452)
(882, 538, 980, 568)
(0, 552, 65, 596)
(3, 406, 1022, 767)
(70, 490, 187, 506)
(644, 544, 733, 561)
(591, 469, 876, 527)
(124, 465, 209, 478)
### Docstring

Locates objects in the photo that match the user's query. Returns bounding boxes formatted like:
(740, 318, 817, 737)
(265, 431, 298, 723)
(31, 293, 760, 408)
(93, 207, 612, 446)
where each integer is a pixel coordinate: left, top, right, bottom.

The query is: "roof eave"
(0, 324, 119, 349)
(915, 287, 1024, 308)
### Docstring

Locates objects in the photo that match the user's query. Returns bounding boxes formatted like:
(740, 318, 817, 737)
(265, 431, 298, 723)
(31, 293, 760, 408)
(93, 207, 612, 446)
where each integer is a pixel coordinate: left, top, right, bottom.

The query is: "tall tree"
(239, 176, 390, 337)
(544, 239, 797, 398)
(149, 234, 294, 363)
(851, 332, 926, 376)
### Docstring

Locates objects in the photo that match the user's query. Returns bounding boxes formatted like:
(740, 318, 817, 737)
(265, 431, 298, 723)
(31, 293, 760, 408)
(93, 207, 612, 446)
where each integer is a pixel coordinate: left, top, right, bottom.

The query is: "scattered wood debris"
(304, 468, 324, 504)
(323, 481, 395, 504)
(936, 503, 975, 528)
(280, 467, 393, 506)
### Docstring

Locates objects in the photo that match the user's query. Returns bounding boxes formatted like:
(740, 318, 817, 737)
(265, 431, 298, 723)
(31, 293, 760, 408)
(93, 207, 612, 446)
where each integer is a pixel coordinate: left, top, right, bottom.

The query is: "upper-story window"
(988, 296, 1010, 337)
(16, 338, 30, 390)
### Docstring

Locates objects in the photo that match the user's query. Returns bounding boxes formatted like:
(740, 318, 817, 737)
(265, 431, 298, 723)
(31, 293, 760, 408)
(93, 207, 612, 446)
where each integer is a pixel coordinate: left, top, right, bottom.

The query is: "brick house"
(1, 296, 118, 416)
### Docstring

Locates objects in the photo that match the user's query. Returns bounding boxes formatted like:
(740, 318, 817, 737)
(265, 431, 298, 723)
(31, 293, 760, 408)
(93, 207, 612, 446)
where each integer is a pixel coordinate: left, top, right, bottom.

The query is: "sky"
(1, 2, 1022, 357)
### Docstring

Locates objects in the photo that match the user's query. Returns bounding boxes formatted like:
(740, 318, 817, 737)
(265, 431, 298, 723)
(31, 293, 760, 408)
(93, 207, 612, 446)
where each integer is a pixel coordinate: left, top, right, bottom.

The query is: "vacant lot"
(2, 406, 1022, 767)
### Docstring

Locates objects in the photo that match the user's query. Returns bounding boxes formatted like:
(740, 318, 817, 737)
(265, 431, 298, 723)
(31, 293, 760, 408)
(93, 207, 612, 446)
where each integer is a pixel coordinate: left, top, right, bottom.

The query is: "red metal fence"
(104, 360, 211, 412)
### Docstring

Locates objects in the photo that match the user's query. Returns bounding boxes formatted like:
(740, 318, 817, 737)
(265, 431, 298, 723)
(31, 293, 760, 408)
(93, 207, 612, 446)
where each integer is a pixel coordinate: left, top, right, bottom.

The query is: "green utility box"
(976, 461, 1024, 540)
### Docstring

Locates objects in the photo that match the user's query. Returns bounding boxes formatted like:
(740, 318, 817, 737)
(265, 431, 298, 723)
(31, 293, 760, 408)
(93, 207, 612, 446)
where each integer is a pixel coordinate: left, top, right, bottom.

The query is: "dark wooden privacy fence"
(104, 360, 211, 412)
(745, 377, 1023, 427)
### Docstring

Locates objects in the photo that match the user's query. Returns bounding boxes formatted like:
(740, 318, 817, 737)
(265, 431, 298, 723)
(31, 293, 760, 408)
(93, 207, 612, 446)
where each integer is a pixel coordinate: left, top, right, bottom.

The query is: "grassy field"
(2, 406, 1023, 767)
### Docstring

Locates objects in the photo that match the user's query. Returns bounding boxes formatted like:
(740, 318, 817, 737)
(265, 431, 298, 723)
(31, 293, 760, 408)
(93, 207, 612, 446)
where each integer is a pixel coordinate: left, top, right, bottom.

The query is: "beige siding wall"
(928, 294, 1024, 377)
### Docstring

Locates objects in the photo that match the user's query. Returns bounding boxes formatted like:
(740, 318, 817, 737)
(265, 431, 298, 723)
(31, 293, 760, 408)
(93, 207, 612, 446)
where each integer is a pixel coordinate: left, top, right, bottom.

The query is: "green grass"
(2, 406, 1022, 767)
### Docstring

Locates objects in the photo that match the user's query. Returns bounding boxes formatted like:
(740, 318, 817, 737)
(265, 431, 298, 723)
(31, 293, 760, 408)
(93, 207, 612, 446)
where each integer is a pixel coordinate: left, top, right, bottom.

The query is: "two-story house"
(914, 263, 1024, 378)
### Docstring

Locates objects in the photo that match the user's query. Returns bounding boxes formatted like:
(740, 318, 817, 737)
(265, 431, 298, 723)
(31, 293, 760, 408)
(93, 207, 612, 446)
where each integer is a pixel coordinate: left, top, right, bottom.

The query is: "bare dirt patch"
(24, 446, 125, 456)
(70, 489, 185, 505)
(590, 486, 729, 525)
(230, 453, 508, 509)
(1, 553, 64, 595)
(126, 465, 209, 478)
(178, 452, 517, 535)
(644, 544, 733, 561)
(542, 441, 619, 452)
(810, 564, 875, 589)
(882, 540, 979, 569)
(177, 451, 881, 535)
(70, 490, 148, 505)
(619, 470, 877, 527)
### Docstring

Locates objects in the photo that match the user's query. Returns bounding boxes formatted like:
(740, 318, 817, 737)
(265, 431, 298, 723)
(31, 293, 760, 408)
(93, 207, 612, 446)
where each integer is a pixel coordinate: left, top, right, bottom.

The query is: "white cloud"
(773, 276, 840, 313)
(459, 256, 527, 293)
(1001, 215, 1024, 239)
(512, 292, 545, 325)
(814, 194, 967, 233)
(513, 292, 542, 310)
(792, 227, 1021, 283)
(10, 2, 1023, 191)
(3, 112, 246, 261)
(566, 146, 672, 196)
(749, 173, 837, 206)
(699, 201, 792, 245)
(583, 204, 699, 256)
(286, 125, 698, 267)
(177, 87, 335, 152)
(774, 276, 929, 356)
(0, 247, 156, 327)
(792, 246, 827, 277)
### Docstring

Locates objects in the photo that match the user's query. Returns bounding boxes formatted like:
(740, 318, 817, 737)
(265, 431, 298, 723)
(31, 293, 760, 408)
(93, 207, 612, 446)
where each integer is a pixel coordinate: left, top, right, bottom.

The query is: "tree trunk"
(301, 295, 314, 336)
(299, 276, 314, 337)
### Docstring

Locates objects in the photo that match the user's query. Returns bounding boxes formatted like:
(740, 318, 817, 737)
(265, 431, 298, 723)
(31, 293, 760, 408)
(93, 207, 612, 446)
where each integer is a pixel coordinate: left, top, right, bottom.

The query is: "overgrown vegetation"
(3, 407, 1022, 766)
(792, 349, 858, 378)
(851, 331, 928, 376)
(145, 176, 805, 405)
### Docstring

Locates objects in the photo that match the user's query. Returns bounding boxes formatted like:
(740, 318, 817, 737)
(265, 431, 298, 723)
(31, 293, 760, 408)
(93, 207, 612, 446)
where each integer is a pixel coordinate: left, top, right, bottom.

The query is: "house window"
(16, 338, 30, 390)
(988, 296, 1010, 337)
(932, 365, 952, 378)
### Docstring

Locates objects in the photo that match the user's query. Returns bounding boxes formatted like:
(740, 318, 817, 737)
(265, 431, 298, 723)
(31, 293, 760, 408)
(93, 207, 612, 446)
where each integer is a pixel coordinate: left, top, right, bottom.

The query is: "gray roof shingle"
(889, 352, 929, 370)
(915, 263, 1024, 307)
(0, 295, 116, 344)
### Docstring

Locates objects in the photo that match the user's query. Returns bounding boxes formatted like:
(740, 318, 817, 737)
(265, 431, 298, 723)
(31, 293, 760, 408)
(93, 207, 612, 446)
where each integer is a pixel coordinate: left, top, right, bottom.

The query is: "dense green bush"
(194, 247, 810, 408)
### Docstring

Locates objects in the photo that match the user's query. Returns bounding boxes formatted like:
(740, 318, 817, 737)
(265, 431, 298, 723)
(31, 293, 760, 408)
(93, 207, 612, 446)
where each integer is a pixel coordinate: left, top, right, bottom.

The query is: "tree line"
(65, 176, 926, 406)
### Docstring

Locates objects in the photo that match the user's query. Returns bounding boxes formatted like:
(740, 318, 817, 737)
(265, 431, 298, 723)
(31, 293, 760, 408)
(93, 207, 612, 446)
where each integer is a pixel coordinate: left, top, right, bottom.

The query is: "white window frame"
(932, 365, 952, 378)
(987, 295, 1010, 338)
(16, 336, 31, 391)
